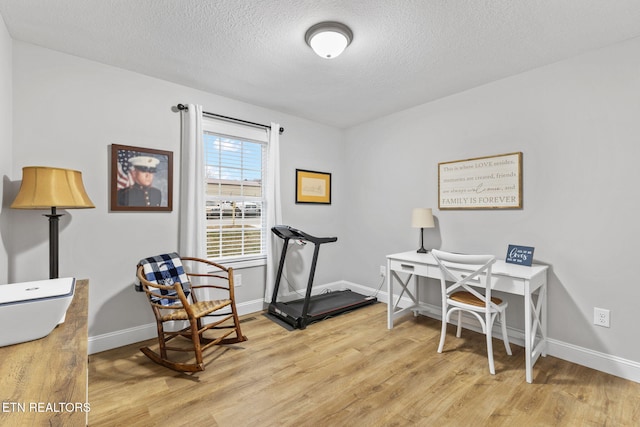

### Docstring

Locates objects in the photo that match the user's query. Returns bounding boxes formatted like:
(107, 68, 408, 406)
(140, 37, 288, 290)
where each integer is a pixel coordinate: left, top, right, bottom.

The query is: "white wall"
(6, 21, 640, 380)
(0, 14, 11, 283)
(344, 37, 640, 368)
(9, 41, 345, 348)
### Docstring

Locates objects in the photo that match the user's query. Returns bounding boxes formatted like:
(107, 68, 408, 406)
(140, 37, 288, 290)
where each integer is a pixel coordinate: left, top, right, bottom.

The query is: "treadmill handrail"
(271, 225, 337, 245)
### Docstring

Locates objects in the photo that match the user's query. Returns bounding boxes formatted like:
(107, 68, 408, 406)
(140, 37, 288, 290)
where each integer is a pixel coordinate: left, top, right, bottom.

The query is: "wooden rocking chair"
(136, 253, 247, 372)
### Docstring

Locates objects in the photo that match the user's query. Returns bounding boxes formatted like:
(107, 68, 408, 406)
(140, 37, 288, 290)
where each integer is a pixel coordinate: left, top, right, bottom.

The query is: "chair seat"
(450, 291, 502, 307)
(161, 299, 231, 321)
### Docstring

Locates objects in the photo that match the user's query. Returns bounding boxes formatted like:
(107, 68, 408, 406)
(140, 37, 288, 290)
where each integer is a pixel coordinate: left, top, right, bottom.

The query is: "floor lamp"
(411, 208, 435, 253)
(11, 166, 95, 279)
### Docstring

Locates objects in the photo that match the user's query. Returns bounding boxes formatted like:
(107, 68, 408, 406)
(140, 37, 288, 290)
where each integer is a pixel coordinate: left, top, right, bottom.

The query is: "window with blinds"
(203, 120, 268, 265)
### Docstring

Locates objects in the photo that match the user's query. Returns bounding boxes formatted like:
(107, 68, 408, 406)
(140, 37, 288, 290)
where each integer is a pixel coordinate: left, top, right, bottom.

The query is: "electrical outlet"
(379, 265, 386, 277)
(235, 274, 242, 287)
(594, 307, 610, 328)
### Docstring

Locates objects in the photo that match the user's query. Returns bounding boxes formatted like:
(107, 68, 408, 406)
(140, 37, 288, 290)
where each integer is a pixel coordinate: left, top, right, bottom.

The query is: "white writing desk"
(386, 251, 548, 383)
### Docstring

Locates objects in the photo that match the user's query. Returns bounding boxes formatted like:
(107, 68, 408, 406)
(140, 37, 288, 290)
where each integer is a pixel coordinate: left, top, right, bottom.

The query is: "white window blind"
(203, 119, 268, 265)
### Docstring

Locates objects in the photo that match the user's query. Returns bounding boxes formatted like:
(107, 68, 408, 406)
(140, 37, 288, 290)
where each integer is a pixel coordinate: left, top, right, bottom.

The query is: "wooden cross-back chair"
(136, 253, 247, 372)
(431, 249, 512, 375)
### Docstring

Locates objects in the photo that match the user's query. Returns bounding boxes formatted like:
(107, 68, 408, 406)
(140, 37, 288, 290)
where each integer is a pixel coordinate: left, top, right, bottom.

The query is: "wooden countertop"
(0, 279, 88, 427)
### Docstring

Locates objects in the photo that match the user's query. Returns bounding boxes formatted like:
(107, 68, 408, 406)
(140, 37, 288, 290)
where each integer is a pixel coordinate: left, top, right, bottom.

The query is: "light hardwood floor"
(88, 303, 640, 426)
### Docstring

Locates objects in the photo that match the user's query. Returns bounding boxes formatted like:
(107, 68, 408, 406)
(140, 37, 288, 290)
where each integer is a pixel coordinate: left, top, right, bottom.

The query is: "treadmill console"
(271, 225, 337, 245)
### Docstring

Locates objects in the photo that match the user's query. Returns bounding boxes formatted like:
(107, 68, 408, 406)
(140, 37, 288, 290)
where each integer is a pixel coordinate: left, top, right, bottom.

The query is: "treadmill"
(268, 225, 377, 330)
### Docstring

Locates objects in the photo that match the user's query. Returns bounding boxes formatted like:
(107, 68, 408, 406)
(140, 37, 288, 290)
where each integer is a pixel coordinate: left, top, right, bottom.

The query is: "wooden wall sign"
(438, 152, 522, 210)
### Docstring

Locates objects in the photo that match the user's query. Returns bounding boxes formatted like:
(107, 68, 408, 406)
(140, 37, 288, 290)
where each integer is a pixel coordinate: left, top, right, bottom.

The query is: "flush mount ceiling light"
(305, 21, 353, 59)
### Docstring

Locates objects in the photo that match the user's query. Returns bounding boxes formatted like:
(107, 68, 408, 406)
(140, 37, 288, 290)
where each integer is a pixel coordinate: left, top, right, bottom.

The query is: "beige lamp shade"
(11, 166, 95, 209)
(411, 208, 435, 228)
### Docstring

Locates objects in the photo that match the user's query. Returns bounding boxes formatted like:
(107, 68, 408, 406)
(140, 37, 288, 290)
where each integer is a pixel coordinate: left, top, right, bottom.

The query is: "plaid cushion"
(139, 253, 191, 306)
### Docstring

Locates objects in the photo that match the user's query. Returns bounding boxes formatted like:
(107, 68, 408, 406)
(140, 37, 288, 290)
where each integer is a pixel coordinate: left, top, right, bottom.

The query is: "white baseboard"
(546, 338, 640, 383)
(88, 280, 640, 384)
(88, 281, 365, 354)
(88, 299, 265, 355)
(363, 279, 640, 384)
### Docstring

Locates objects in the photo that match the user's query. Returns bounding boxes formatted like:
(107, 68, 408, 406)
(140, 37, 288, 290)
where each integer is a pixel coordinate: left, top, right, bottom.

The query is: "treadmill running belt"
(284, 290, 373, 317)
(267, 290, 377, 330)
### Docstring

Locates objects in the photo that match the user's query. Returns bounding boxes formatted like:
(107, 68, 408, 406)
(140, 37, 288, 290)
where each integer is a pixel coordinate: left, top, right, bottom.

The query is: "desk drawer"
(433, 267, 525, 295)
(389, 260, 429, 277)
(491, 275, 525, 295)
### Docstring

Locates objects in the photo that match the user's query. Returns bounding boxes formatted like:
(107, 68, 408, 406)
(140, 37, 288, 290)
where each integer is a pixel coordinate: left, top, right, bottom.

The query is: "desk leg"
(387, 261, 420, 328)
(524, 283, 548, 383)
(413, 274, 419, 317)
(541, 283, 547, 357)
(387, 258, 393, 329)
(524, 289, 533, 383)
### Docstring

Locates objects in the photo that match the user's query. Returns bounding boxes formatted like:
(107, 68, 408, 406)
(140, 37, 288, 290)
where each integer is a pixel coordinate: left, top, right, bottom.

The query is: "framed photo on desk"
(506, 244, 535, 266)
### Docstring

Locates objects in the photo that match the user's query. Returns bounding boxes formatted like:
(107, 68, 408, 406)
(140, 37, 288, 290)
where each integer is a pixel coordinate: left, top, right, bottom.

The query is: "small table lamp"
(11, 166, 95, 279)
(411, 208, 434, 253)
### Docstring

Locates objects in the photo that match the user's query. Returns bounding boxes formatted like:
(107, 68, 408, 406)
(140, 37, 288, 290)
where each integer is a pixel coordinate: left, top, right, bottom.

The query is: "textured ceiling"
(1, 0, 640, 128)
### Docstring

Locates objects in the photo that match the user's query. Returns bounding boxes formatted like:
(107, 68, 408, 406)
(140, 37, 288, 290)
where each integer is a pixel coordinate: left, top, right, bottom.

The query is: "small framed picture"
(295, 169, 331, 204)
(505, 244, 535, 266)
(110, 144, 173, 211)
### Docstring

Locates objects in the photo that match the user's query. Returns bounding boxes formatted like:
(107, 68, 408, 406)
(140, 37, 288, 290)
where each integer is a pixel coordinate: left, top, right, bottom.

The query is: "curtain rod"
(176, 104, 284, 134)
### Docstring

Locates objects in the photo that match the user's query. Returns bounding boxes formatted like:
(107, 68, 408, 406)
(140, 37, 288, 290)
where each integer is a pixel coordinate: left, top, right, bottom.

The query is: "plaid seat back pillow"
(139, 253, 191, 306)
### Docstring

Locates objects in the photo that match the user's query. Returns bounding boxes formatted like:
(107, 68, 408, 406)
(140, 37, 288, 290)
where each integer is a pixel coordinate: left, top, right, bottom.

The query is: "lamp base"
(44, 207, 63, 279)
(416, 227, 428, 254)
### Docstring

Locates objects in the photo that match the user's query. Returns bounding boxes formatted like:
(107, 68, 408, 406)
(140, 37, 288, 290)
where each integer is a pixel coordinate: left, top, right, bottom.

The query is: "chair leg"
(486, 327, 496, 375)
(156, 320, 167, 359)
(500, 311, 512, 355)
(456, 310, 463, 338)
(215, 303, 247, 344)
(437, 308, 448, 353)
(230, 302, 247, 342)
(189, 318, 204, 368)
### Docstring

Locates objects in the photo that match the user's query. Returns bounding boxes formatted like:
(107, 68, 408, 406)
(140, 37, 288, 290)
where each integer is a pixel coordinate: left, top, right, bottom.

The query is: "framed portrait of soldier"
(110, 144, 173, 212)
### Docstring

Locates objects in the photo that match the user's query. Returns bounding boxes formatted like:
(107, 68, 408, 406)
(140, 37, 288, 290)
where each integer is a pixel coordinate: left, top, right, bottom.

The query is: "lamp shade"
(11, 166, 95, 209)
(411, 208, 434, 228)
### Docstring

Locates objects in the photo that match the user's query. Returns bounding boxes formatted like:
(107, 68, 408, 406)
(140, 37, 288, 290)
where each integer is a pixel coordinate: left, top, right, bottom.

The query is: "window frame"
(202, 118, 268, 269)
